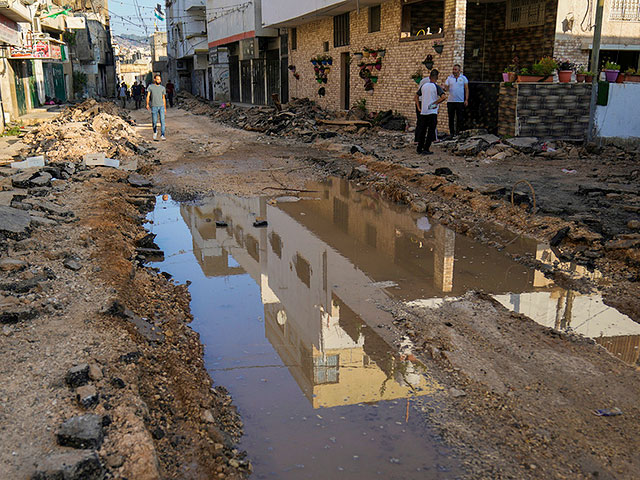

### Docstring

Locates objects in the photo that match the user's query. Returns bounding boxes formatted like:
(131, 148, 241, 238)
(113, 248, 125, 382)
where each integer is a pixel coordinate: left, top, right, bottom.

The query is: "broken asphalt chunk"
(549, 226, 570, 247)
(31, 450, 105, 480)
(66, 364, 90, 388)
(127, 174, 152, 188)
(63, 257, 83, 271)
(56, 415, 104, 449)
(0, 205, 32, 236)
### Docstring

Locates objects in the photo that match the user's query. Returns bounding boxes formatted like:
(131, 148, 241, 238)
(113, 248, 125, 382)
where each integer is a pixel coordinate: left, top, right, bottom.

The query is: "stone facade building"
(262, 0, 640, 132)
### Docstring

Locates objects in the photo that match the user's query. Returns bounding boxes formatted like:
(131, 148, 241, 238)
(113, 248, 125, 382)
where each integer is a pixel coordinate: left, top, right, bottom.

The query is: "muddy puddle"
(146, 177, 639, 478)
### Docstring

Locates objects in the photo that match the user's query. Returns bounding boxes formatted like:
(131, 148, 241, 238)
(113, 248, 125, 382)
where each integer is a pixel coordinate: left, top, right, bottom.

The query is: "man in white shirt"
(414, 69, 447, 155)
(444, 64, 469, 137)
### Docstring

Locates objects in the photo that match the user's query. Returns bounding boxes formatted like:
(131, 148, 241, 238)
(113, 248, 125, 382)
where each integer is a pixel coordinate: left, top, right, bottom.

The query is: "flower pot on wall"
(433, 44, 443, 54)
(626, 74, 640, 83)
(584, 75, 594, 83)
(353, 53, 363, 60)
(558, 70, 572, 83)
(378, 50, 386, 58)
(517, 75, 551, 82)
(616, 73, 625, 83)
(502, 73, 510, 82)
(604, 69, 619, 82)
(576, 73, 585, 83)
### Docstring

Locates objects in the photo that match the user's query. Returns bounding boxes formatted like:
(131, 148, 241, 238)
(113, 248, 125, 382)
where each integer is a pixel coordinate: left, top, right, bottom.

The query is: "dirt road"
(1, 100, 639, 479)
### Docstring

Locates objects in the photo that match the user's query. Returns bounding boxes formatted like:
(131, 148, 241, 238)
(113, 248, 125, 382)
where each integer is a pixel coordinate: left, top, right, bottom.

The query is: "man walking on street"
(165, 80, 175, 108)
(146, 74, 167, 140)
(444, 64, 469, 137)
(132, 81, 142, 110)
(414, 69, 446, 155)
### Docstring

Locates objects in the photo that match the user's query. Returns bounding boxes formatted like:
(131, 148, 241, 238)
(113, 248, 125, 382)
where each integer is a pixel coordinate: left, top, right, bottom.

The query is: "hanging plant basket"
(316, 78, 323, 83)
(327, 58, 333, 65)
(374, 63, 382, 71)
(412, 76, 423, 84)
(433, 44, 444, 54)
(353, 52, 363, 60)
(324, 67, 331, 74)
(364, 80, 374, 91)
(424, 61, 434, 70)
(363, 51, 370, 58)
(378, 50, 386, 58)
(314, 66, 319, 73)
(371, 51, 378, 59)
(311, 59, 317, 65)
(370, 76, 378, 83)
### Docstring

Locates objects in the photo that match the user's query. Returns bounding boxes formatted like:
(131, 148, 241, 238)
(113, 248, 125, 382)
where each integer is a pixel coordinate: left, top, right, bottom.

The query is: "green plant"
(556, 59, 575, 71)
(72, 70, 87, 95)
(519, 67, 530, 75)
(504, 65, 517, 73)
(625, 67, 636, 75)
(1, 125, 22, 137)
(411, 68, 423, 80)
(604, 61, 621, 70)
(532, 57, 557, 76)
(352, 98, 367, 112)
(63, 31, 76, 47)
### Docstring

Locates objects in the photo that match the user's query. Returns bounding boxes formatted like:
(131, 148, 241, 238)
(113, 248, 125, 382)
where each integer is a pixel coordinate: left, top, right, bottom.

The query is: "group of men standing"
(118, 79, 175, 111)
(414, 64, 469, 155)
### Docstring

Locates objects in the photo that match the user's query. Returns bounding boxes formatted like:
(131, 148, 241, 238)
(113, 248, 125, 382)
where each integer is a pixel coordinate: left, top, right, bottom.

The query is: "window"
(401, 0, 444, 40)
(290, 27, 297, 50)
(610, 0, 640, 21)
(314, 354, 339, 384)
(323, 41, 329, 52)
(334, 12, 350, 47)
(506, 0, 546, 29)
(369, 5, 381, 32)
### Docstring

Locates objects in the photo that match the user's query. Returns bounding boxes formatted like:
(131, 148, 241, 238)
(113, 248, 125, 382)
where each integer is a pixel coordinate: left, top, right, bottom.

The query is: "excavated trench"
(145, 177, 639, 479)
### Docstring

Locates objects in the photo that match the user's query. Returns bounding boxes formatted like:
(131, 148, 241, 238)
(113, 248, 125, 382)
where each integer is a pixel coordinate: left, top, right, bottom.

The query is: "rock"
(456, 138, 487, 156)
(31, 451, 104, 480)
(111, 377, 126, 389)
(127, 174, 152, 188)
(628, 220, 640, 230)
(490, 151, 510, 161)
(106, 455, 124, 468)
(550, 226, 570, 247)
(88, 364, 103, 381)
(450, 388, 467, 398)
(0, 274, 47, 293)
(434, 167, 453, 176)
(0, 258, 27, 271)
(0, 205, 32, 236)
(202, 409, 215, 423)
(0, 305, 38, 324)
(11, 171, 36, 188)
(476, 134, 500, 145)
(63, 257, 83, 271)
(29, 172, 53, 187)
(24, 198, 73, 217)
(77, 385, 99, 409)
(57, 415, 104, 449)
(505, 137, 538, 153)
(410, 200, 427, 213)
(350, 145, 366, 155)
(228, 459, 240, 468)
(66, 364, 91, 388)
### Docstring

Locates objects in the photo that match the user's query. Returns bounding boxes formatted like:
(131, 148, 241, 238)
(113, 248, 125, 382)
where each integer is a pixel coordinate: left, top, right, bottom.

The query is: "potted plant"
(353, 52, 363, 60)
(363, 47, 371, 58)
(556, 59, 574, 83)
(433, 40, 444, 55)
(503, 65, 517, 82)
(519, 57, 556, 82)
(293, 72, 300, 80)
(311, 58, 318, 65)
(378, 49, 386, 58)
(604, 61, 620, 82)
(422, 54, 434, 70)
(411, 69, 423, 84)
(327, 57, 333, 65)
(576, 66, 587, 82)
(625, 68, 640, 83)
(370, 76, 378, 84)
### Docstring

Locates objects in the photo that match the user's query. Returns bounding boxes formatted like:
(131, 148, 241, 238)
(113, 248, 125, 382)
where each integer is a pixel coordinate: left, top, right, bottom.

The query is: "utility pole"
(586, 0, 604, 142)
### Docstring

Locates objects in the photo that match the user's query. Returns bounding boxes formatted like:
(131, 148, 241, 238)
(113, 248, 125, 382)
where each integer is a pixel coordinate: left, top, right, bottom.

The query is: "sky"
(107, 0, 167, 37)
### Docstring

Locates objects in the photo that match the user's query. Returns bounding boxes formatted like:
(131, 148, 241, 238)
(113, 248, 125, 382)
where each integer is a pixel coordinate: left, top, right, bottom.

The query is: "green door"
(27, 61, 40, 108)
(13, 62, 27, 116)
(52, 64, 66, 101)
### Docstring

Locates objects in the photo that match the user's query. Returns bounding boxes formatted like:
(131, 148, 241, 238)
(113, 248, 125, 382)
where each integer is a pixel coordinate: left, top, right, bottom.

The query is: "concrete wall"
(288, 0, 466, 128)
(595, 82, 640, 141)
(554, 0, 640, 69)
(262, 0, 345, 27)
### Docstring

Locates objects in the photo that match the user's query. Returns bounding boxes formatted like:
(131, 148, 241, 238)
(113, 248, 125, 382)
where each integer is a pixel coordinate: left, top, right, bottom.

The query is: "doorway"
(340, 52, 350, 110)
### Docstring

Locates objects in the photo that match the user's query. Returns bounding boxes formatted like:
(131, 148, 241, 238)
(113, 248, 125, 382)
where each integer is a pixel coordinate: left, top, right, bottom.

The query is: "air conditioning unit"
(239, 38, 257, 60)
(176, 59, 186, 71)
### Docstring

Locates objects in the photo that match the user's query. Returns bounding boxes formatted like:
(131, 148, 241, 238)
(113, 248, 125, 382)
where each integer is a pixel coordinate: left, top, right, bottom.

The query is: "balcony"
(185, 0, 205, 12)
(0, 0, 33, 23)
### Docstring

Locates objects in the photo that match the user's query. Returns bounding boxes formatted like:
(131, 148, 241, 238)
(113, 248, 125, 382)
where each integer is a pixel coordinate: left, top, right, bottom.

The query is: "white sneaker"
(153, 131, 157, 140)
(161, 135, 166, 140)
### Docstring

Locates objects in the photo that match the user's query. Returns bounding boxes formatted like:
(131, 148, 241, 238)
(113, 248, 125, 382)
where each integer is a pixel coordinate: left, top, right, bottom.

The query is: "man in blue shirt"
(444, 64, 469, 137)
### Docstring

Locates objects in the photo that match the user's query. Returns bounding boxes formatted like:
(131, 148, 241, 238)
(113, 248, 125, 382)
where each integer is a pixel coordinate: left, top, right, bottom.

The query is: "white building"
(206, 0, 287, 104)
(166, 0, 208, 96)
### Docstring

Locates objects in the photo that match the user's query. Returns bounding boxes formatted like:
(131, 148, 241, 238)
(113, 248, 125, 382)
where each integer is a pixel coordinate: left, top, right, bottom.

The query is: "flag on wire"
(154, 4, 165, 22)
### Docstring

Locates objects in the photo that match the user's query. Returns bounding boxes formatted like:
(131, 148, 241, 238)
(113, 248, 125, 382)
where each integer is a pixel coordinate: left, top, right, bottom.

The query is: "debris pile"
(176, 91, 408, 139)
(20, 99, 141, 163)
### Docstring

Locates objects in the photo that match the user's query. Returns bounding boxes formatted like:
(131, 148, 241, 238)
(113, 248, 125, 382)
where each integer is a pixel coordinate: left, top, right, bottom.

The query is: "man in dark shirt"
(165, 81, 175, 108)
(131, 81, 142, 110)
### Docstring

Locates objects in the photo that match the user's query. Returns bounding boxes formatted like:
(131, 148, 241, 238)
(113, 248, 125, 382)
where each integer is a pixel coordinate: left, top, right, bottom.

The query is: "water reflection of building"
(180, 194, 436, 409)
(181, 178, 640, 401)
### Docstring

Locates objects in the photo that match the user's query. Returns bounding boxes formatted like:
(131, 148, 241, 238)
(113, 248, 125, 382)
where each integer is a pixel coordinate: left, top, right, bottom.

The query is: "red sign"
(10, 40, 59, 60)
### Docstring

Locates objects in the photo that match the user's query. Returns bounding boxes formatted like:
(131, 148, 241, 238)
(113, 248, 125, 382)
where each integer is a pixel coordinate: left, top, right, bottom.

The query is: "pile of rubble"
(176, 91, 407, 139)
(19, 99, 142, 163)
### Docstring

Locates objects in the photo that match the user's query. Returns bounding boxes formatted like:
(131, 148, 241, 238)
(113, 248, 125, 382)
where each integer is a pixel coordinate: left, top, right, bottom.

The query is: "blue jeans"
(151, 106, 165, 136)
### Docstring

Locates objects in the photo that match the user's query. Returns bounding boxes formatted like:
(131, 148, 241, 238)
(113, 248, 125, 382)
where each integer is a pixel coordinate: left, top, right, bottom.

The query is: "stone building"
(150, 30, 168, 76)
(261, 0, 640, 131)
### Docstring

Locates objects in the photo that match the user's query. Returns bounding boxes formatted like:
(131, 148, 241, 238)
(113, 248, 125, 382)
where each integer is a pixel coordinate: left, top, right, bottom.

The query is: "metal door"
(266, 52, 280, 105)
(229, 55, 240, 102)
(280, 57, 289, 104)
(12, 61, 27, 116)
(27, 61, 40, 108)
(252, 58, 265, 105)
(340, 52, 350, 110)
(240, 60, 252, 104)
(53, 64, 66, 101)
